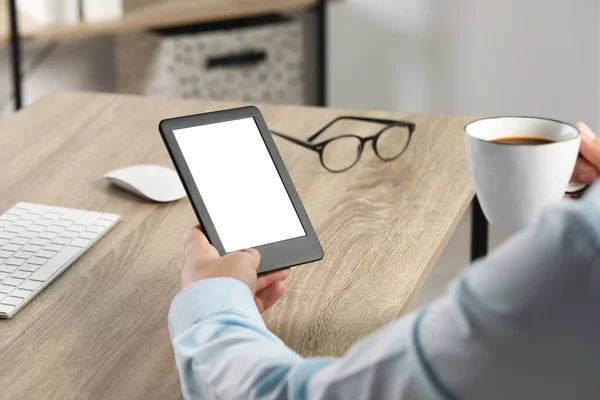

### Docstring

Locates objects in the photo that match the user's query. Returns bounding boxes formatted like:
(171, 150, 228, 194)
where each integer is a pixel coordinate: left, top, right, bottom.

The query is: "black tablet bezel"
(159, 106, 323, 274)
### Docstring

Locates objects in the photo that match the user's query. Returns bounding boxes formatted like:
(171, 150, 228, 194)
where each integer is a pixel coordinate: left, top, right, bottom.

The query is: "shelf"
(0, 0, 332, 44)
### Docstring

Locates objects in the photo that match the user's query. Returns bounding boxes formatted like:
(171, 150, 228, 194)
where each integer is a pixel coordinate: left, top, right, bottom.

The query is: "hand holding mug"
(572, 122, 600, 186)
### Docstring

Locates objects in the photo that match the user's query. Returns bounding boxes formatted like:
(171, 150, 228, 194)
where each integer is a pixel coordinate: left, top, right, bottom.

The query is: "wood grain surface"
(0, 0, 340, 44)
(0, 92, 474, 399)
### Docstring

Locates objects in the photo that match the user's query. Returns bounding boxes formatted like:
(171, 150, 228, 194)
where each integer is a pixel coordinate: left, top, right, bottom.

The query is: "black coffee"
(491, 136, 556, 145)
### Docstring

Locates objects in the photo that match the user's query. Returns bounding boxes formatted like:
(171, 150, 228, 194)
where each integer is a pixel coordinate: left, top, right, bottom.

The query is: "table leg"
(471, 196, 489, 261)
(316, 0, 327, 107)
(8, 0, 23, 111)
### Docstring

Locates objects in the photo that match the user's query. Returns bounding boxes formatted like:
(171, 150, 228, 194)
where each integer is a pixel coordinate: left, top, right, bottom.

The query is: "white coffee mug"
(464, 116, 581, 230)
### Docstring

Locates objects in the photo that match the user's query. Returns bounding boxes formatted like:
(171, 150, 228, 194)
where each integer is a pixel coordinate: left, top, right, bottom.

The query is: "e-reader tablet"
(159, 106, 324, 274)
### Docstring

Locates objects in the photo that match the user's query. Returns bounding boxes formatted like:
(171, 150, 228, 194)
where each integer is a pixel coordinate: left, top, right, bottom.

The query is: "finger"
(185, 225, 219, 262)
(576, 122, 600, 170)
(185, 225, 209, 243)
(571, 156, 598, 184)
(255, 281, 286, 313)
(254, 296, 265, 314)
(186, 225, 208, 245)
(256, 268, 291, 292)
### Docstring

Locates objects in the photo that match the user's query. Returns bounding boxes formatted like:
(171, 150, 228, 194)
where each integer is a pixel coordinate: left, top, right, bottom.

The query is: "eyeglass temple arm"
(307, 116, 416, 142)
(270, 130, 319, 151)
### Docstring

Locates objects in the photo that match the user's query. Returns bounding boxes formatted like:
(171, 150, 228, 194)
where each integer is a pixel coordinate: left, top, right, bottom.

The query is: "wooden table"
(0, 92, 474, 399)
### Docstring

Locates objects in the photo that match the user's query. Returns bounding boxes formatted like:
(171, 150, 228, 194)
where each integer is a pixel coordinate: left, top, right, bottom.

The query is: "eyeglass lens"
(374, 125, 411, 160)
(321, 136, 362, 172)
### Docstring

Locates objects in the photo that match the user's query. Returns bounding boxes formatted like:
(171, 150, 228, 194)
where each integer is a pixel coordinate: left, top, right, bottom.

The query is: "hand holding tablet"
(160, 106, 323, 274)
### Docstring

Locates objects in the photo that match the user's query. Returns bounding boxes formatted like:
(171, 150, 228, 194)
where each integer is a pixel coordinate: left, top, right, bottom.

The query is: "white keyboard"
(0, 203, 120, 318)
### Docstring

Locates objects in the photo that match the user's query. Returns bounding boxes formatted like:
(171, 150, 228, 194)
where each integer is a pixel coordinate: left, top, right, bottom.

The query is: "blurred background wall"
(1, 0, 598, 127)
(329, 0, 599, 127)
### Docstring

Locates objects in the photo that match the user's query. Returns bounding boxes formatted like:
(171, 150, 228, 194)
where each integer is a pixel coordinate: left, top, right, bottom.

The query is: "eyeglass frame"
(270, 116, 417, 172)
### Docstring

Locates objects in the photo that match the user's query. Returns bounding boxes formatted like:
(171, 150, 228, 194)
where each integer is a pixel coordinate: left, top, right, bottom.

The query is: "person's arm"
(169, 182, 600, 400)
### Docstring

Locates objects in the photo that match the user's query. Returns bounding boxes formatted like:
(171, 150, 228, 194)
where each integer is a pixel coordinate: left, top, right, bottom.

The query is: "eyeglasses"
(271, 116, 416, 172)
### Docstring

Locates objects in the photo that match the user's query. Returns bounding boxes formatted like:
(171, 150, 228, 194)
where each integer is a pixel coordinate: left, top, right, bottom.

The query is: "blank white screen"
(174, 118, 306, 252)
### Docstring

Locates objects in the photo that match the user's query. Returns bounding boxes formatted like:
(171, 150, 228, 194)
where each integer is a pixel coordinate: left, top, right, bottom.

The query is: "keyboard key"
(86, 225, 104, 234)
(30, 238, 49, 246)
(19, 279, 42, 291)
(28, 257, 47, 266)
(30, 246, 80, 283)
(18, 231, 37, 239)
(62, 209, 85, 221)
(0, 272, 8, 281)
(0, 214, 18, 222)
(54, 219, 72, 227)
(11, 270, 31, 280)
(78, 232, 96, 240)
(93, 219, 113, 227)
(43, 244, 63, 252)
(22, 244, 42, 253)
(0, 304, 14, 314)
(0, 264, 16, 274)
(66, 224, 86, 233)
(51, 237, 71, 245)
(44, 212, 62, 220)
(0, 239, 7, 247)
(0, 285, 15, 294)
(20, 214, 38, 221)
(10, 237, 29, 245)
(37, 232, 57, 240)
(3, 277, 23, 287)
(1, 296, 23, 307)
(36, 250, 56, 259)
(12, 219, 32, 227)
(4, 225, 25, 233)
(47, 225, 64, 233)
(0, 221, 10, 228)
(69, 238, 91, 248)
(26, 225, 47, 233)
(14, 203, 34, 210)
(0, 232, 16, 240)
(5, 258, 25, 266)
(30, 205, 51, 215)
(14, 251, 34, 260)
(76, 212, 101, 226)
(58, 231, 78, 239)
(7, 208, 27, 216)
(10, 288, 32, 299)
(49, 207, 68, 215)
(0, 293, 5, 303)
(3, 244, 21, 252)
(35, 218, 53, 226)
(0, 250, 15, 259)
(20, 264, 40, 272)
(4, 225, 24, 234)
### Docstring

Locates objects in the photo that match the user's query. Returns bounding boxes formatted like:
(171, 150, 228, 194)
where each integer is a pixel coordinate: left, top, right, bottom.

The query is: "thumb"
(220, 248, 262, 271)
(219, 249, 261, 293)
(576, 122, 600, 170)
(242, 248, 262, 271)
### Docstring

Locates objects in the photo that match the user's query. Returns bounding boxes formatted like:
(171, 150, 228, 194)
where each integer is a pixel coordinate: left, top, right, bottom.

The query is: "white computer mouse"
(104, 164, 186, 203)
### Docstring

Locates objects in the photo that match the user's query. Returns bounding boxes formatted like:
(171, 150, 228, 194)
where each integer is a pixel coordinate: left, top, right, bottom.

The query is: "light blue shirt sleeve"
(169, 183, 600, 400)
